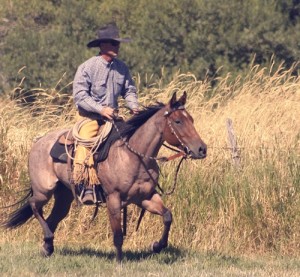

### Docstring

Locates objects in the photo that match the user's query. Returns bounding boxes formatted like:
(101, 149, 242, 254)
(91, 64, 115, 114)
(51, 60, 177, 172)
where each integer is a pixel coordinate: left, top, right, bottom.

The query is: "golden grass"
(0, 61, 299, 256)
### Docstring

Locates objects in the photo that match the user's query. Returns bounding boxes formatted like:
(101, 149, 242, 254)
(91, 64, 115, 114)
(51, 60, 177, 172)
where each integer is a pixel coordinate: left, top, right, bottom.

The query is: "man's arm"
(122, 68, 139, 111)
(73, 65, 104, 114)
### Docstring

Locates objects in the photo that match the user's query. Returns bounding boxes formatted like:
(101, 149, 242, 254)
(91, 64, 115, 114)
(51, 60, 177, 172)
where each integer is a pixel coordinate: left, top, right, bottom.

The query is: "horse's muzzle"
(185, 143, 207, 159)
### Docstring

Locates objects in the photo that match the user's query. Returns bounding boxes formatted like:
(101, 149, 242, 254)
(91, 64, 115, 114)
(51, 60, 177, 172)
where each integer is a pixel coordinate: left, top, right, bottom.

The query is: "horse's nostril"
(199, 146, 207, 156)
(184, 146, 190, 154)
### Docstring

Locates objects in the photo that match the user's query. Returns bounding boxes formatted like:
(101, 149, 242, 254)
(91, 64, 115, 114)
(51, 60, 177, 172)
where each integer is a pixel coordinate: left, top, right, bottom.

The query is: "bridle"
(164, 106, 192, 157)
(111, 105, 192, 161)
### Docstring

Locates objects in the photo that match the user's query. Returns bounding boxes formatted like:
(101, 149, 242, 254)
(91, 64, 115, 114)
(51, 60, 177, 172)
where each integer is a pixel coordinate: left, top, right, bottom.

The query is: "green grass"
(0, 242, 299, 277)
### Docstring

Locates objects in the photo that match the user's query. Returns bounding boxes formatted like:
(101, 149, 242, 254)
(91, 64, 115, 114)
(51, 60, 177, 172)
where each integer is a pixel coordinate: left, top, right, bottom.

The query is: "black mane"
(117, 102, 164, 139)
(96, 102, 164, 161)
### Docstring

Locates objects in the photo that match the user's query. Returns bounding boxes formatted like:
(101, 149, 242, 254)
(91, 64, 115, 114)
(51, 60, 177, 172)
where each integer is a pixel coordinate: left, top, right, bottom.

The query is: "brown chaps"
(73, 115, 101, 187)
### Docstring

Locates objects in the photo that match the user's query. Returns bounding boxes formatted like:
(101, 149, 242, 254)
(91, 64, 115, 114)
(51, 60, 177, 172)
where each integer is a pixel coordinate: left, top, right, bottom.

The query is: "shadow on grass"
(58, 245, 186, 264)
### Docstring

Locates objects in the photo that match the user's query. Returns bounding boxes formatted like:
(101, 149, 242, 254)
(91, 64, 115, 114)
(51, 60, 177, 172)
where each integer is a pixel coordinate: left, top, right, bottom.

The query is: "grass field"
(0, 241, 300, 277)
(0, 61, 299, 275)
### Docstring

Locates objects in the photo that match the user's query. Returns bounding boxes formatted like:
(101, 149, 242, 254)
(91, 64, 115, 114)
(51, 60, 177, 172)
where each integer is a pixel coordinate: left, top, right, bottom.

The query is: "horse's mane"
(112, 102, 164, 140)
(96, 102, 164, 161)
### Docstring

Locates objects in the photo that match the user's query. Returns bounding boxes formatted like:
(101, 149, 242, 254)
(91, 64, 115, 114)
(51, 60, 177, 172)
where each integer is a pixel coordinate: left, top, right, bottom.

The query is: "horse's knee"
(163, 210, 172, 226)
(29, 199, 40, 217)
(28, 197, 36, 210)
(29, 195, 47, 212)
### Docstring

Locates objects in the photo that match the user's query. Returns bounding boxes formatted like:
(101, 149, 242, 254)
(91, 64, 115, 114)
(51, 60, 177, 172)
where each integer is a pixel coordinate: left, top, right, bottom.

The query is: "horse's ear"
(169, 91, 177, 108)
(178, 91, 187, 106)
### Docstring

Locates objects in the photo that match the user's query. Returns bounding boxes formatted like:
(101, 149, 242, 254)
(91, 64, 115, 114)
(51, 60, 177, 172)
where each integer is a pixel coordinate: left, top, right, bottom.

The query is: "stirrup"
(77, 185, 105, 205)
(81, 188, 95, 205)
(76, 185, 96, 205)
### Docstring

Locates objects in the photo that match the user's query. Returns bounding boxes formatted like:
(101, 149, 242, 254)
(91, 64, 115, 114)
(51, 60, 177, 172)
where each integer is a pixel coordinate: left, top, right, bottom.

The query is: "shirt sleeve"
(122, 67, 139, 110)
(73, 64, 104, 113)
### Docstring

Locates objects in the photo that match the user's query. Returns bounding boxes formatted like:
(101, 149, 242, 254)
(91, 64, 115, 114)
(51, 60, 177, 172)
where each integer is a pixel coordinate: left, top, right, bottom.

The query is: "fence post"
(226, 118, 241, 168)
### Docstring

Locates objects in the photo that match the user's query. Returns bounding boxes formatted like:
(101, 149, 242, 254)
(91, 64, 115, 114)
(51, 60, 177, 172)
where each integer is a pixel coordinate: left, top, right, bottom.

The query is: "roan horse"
(3, 92, 207, 262)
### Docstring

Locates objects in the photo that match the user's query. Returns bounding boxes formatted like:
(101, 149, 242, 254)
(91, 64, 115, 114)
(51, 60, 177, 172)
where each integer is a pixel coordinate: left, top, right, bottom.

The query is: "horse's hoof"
(40, 248, 53, 257)
(151, 241, 161, 253)
(41, 244, 54, 257)
(116, 252, 123, 263)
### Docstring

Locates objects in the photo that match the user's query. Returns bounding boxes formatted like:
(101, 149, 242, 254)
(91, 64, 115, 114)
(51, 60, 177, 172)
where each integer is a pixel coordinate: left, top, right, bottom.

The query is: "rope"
(65, 118, 112, 161)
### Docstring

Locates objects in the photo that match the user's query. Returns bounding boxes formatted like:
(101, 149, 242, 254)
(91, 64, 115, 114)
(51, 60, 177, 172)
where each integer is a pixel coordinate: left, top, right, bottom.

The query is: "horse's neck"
(129, 110, 166, 159)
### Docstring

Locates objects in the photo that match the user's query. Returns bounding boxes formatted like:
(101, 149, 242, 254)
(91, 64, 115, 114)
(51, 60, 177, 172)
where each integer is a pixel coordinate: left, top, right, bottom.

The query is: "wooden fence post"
(226, 118, 241, 168)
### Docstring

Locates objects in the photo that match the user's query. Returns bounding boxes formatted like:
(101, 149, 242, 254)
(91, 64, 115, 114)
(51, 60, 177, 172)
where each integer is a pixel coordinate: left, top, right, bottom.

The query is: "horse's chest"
(125, 169, 158, 198)
(138, 167, 159, 183)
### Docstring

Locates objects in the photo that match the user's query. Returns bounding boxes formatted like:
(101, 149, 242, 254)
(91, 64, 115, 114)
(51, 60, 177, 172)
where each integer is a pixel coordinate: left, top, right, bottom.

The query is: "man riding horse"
(73, 22, 139, 205)
(2, 22, 208, 264)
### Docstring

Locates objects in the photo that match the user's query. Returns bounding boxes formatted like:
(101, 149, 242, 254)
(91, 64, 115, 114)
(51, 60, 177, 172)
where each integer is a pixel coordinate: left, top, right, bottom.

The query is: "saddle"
(50, 130, 109, 205)
(50, 130, 111, 163)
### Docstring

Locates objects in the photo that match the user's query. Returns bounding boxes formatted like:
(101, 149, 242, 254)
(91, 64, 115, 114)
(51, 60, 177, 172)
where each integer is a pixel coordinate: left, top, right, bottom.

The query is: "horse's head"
(163, 91, 207, 159)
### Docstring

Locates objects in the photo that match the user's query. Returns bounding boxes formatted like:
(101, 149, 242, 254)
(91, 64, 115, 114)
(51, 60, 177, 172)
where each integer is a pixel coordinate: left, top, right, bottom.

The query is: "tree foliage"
(0, 0, 299, 93)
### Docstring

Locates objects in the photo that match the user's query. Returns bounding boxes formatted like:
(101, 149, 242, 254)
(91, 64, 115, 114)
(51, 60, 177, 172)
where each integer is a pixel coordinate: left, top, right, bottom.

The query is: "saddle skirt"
(50, 131, 74, 163)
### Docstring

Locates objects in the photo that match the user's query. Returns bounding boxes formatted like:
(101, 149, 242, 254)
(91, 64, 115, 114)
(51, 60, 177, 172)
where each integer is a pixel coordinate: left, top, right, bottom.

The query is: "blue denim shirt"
(73, 55, 138, 116)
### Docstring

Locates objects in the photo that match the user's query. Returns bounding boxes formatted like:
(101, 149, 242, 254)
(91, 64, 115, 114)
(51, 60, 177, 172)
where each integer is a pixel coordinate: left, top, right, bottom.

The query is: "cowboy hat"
(87, 22, 131, 48)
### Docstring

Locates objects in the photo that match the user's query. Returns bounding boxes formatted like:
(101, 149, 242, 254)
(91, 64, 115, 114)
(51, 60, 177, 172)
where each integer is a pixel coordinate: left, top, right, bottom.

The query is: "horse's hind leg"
(44, 182, 74, 256)
(46, 182, 73, 232)
(30, 182, 73, 257)
(140, 192, 172, 254)
(29, 191, 55, 256)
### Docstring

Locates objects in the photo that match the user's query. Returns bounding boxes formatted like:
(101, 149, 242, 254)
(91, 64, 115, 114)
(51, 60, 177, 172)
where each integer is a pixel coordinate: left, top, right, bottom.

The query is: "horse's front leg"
(106, 192, 123, 262)
(140, 192, 172, 253)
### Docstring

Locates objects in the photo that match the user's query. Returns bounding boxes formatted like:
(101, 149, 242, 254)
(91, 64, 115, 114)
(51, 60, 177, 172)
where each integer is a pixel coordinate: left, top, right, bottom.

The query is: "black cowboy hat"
(87, 22, 131, 48)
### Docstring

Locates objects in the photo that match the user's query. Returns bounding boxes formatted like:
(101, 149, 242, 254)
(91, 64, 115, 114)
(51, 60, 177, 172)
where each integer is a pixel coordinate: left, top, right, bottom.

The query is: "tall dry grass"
(0, 61, 299, 256)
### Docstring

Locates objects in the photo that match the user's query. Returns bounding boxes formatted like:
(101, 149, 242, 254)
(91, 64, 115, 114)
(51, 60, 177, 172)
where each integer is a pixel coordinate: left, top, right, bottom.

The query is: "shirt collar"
(98, 55, 115, 67)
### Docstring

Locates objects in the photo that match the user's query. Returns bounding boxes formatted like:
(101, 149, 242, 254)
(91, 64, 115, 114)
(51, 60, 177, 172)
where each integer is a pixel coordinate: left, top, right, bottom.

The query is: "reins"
(139, 155, 187, 196)
(111, 119, 172, 162)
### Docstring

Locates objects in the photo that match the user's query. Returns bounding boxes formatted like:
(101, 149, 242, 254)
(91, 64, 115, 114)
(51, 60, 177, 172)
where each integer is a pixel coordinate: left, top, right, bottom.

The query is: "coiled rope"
(65, 118, 112, 162)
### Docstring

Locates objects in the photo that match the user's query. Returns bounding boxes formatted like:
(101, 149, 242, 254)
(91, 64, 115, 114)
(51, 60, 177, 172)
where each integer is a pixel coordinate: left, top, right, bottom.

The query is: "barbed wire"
(206, 146, 299, 151)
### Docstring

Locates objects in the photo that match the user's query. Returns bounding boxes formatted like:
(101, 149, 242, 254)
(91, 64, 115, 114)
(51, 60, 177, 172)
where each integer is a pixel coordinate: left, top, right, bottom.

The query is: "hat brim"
(87, 37, 131, 48)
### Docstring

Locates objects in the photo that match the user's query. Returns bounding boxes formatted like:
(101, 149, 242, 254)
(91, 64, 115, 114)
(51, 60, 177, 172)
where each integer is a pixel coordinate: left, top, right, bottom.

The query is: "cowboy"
(72, 22, 139, 205)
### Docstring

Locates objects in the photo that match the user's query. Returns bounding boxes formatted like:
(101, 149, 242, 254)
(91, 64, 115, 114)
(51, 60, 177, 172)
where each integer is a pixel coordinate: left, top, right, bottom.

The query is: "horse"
(2, 92, 207, 262)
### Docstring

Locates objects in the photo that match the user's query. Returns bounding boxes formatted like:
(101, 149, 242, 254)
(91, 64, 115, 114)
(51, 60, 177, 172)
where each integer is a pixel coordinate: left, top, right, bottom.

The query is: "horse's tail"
(2, 188, 33, 229)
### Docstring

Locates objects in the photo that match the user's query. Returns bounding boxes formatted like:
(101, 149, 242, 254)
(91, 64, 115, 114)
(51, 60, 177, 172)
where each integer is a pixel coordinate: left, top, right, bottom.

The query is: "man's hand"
(131, 108, 140, 115)
(100, 107, 116, 120)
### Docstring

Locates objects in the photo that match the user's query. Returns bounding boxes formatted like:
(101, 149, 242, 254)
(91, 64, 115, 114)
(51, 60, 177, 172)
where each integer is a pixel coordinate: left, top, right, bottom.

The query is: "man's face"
(100, 40, 121, 58)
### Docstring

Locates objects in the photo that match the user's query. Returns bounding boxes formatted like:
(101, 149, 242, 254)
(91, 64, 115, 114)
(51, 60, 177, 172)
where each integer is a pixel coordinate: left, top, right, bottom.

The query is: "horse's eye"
(174, 119, 181, 124)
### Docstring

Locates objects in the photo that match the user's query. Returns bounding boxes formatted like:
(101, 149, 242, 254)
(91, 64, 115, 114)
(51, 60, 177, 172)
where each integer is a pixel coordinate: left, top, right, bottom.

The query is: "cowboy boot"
(81, 186, 95, 205)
